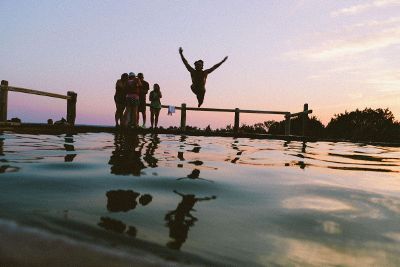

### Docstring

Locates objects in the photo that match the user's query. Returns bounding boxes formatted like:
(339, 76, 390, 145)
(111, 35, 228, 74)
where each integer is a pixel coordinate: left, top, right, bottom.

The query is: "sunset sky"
(1, 0, 399, 128)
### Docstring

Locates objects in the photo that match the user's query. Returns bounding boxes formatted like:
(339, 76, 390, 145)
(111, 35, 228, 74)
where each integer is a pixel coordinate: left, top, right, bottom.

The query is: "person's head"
(153, 83, 160, 92)
(137, 73, 144, 80)
(194, 60, 204, 70)
(128, 72, 135, 79)
(121, 73, 129, 81)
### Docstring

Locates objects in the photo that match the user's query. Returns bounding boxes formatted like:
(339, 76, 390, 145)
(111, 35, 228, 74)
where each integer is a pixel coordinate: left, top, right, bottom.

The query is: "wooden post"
(302, 103, 308, 137)
(285, 113, 291, 136)
(67, 91, 77, 125)
(0, 80, 9, 122)
(180, 103, 186, 131)
(234, 108, 240, 133)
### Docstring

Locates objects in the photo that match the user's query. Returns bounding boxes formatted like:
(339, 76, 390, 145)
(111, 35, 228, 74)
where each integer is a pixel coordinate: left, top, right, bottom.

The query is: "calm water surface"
(0, 132, 400, 266)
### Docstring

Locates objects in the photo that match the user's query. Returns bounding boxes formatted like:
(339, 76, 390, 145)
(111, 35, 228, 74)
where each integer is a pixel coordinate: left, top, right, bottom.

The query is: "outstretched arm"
(205, 56, 228, 74)
(179, 47, 194, 72)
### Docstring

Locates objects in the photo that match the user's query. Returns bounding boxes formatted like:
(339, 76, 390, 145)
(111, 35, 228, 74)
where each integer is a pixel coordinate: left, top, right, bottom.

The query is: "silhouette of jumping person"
(179, 47, 228, 107)
(164, 190, 216, 250)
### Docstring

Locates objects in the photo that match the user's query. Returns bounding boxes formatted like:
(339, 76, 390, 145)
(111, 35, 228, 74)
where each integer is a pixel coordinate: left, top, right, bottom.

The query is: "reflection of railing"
(149, 103, 312, 136)
(0, 80, 77, 124)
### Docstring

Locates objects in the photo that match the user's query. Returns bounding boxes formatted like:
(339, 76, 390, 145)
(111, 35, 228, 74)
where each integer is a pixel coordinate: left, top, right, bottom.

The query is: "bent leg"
(196, 90, 206, 107)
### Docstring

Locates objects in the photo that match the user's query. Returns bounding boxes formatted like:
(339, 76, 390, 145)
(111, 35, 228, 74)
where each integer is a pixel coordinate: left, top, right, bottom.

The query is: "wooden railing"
(152, 103, 312, 136)
(0, 80, 77, 124)
(0, 79, 312, 136)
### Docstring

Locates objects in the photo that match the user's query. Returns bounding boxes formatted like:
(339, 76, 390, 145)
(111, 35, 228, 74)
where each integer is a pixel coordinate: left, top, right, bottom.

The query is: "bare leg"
(142, 112, 146, 126)
(132, 106, 138, 127)
(196, 90, 205, 107)
(154, 109, 160, 127)
(150, 109, 154, 128)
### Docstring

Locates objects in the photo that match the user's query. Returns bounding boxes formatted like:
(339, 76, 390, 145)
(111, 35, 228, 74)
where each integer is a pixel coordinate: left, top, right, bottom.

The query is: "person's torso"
(139, 80, 150, 97)
(115, 80, 126, 96)
(150, 91, 161, 107)
(190, 70, 207, 87)
(126, 79, 139, 95)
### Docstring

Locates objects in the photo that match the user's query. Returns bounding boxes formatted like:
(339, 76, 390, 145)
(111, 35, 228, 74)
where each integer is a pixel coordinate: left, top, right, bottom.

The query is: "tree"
(325, 108, 400, 142)
(268, 116, 325, 137)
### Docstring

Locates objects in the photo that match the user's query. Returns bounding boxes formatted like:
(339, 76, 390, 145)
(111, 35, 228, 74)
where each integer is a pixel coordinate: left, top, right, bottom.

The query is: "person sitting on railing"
(114, 73, 128, 127)
(149, 84, 162, 129)
(179, 47, 228, 107)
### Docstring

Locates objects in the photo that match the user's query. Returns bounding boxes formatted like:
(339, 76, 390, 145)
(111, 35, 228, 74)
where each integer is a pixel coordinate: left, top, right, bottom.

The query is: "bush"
(325, 108, 400, 142)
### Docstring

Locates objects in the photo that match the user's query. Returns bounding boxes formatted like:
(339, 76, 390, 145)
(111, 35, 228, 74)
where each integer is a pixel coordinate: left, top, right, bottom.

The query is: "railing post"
(285, 113, 291, 135)
(0, 80, 9, 122)
(67, 91, 77, 125)
(180, 103, 186, 131)
(302, 103, 308, 136)
(234, 108, 240, 134)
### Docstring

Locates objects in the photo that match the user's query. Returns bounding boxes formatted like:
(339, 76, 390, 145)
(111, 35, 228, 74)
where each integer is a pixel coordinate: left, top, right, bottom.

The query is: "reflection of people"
(137, 73, 150, 127)
(179, 47, 228, 107)
(106, 190, 140, 212)
(108, 133, 146, 176)
(165, 190, 216, 250)
(143, 134, 160, 168)
(149, 84, 162, 129)
(99, 189, 153, 238)
(114, 73, 128, 127)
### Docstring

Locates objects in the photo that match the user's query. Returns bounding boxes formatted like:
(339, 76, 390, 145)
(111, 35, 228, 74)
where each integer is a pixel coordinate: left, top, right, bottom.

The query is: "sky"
(1, 0, 399, 128)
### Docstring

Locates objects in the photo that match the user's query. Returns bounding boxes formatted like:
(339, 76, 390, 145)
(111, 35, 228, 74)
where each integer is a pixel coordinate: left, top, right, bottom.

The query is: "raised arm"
(179, 47, 194, 72)
(205, 56, 228, 74)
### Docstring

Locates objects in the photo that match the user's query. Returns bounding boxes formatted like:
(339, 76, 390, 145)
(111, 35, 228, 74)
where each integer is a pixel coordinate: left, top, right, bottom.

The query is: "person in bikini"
(124, 72, 142, 127)
(178, 47, 228, 107)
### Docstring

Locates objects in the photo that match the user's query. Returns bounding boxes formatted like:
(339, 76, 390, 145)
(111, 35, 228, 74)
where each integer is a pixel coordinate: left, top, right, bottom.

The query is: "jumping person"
(114, 73, 128, 127)
(178, 47, 228, 107)
(137, 73, 150, 127)
(149, 84, 162, 129)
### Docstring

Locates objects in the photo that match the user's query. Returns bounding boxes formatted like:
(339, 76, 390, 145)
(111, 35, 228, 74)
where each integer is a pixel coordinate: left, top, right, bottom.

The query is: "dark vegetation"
(168, 108, 399, 143)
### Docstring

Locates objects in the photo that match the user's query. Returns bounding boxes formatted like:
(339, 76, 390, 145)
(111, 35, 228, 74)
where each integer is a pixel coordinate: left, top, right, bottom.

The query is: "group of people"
(114, 72, 162, 128)
(113, 47, 228, 129)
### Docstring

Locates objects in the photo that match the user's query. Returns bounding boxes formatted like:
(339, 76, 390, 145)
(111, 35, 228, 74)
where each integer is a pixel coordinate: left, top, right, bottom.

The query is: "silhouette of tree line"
(196, 107, 399, 142)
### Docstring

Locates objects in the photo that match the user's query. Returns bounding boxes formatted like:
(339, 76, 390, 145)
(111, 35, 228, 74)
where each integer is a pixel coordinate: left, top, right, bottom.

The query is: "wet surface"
(0, 132, 400, 266)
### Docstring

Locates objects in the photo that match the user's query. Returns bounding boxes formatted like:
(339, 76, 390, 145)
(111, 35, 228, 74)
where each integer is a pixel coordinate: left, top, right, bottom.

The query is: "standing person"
(149, 84, 162, 129)
(114, 73, 128, 127)
(178, 47, 228, 107)
(124, 72, 142, 128)
(137, 73, 150, 128)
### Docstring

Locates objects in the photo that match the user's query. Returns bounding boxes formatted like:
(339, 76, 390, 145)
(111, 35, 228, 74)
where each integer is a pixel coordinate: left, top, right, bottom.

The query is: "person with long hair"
(149, 84, 162, 129)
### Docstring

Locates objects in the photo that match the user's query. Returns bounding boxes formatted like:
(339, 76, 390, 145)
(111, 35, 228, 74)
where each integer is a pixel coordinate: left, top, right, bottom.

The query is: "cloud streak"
(287, 26, 400, 61)
(331, 0, 400, 17)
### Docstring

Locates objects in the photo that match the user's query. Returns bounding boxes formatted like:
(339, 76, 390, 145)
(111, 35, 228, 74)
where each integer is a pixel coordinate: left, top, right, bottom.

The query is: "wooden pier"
(0, 80, 312, 137)
(0, 80, 77, 125)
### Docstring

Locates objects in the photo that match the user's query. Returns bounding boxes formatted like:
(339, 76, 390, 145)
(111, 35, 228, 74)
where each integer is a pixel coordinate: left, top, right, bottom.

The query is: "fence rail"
(8, 86, 72, 100)
(1, 79, 312, 136)
(0, 80, 77, 124)
(152, 102, 312, 136)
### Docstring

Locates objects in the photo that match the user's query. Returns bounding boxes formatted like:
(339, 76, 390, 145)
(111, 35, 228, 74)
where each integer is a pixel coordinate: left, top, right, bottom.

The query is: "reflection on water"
(108, 134, 146, 175)
(0, 132, 400, 266)
(165, 190, 216, 250)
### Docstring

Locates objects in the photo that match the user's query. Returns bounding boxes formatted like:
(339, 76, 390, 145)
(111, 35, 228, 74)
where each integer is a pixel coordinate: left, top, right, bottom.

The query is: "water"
(0, 132, 400, 266)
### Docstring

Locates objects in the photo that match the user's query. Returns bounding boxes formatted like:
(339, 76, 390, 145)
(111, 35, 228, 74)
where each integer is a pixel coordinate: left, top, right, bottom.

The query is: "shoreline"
(0, 123, 399, 147)
(0, 217, 213, 267)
